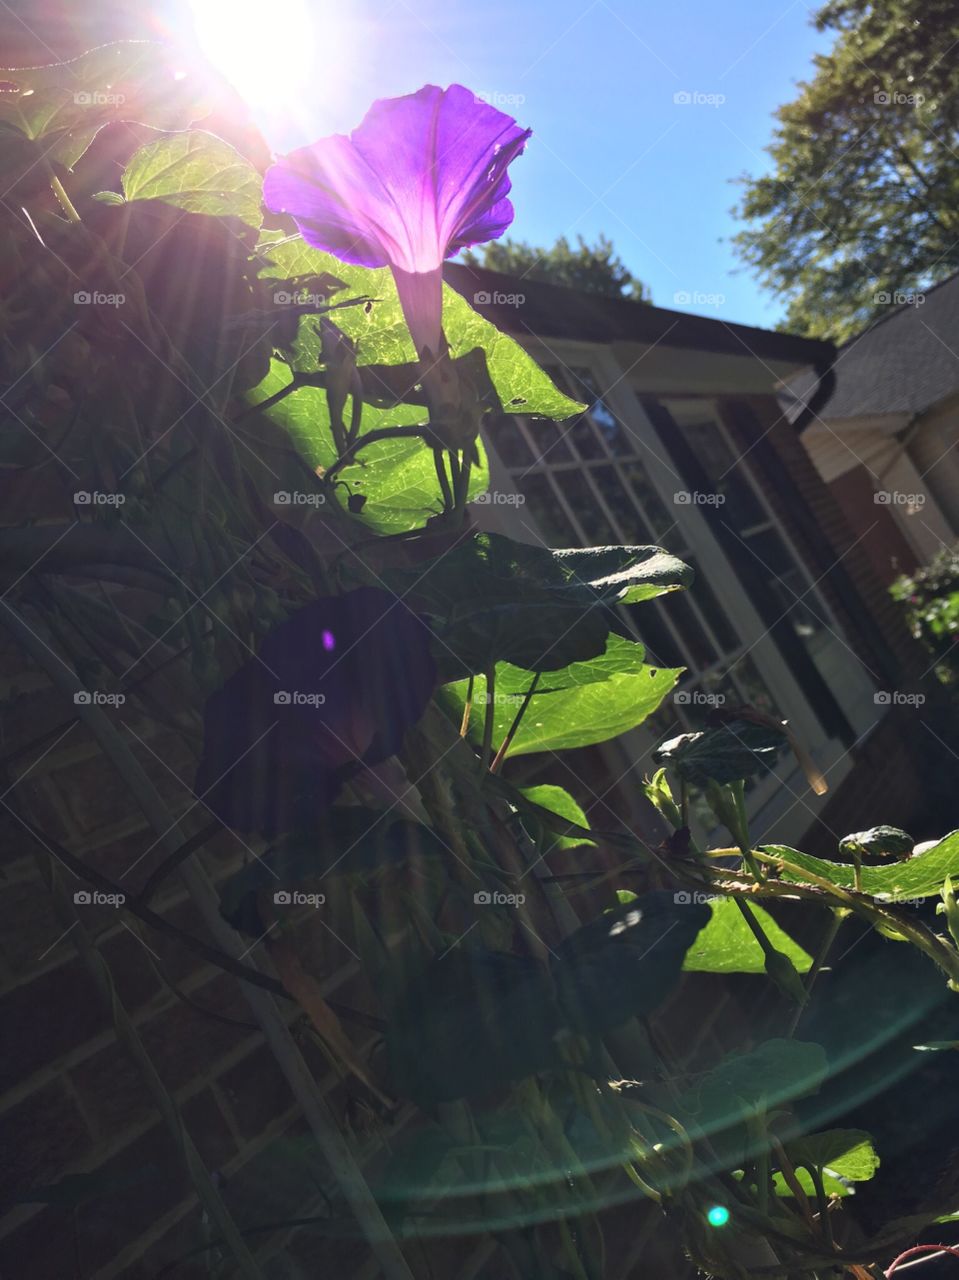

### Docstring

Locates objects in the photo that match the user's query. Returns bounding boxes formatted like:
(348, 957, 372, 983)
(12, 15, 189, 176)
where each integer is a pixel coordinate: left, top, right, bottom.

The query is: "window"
(481, 347, 877, 843)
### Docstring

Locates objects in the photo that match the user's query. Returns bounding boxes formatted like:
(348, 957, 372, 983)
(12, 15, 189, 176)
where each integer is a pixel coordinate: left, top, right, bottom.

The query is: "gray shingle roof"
(818, 271, 959, 420)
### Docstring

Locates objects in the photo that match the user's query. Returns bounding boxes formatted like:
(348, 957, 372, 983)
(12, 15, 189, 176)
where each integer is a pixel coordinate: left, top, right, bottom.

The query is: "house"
(445, 262, 944, 854)
(785, 271, 959, 587)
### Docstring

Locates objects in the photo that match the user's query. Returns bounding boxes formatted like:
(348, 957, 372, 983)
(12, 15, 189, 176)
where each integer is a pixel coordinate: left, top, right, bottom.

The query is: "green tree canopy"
(460, 232, 650, 303)
(732, 0, 959, 341)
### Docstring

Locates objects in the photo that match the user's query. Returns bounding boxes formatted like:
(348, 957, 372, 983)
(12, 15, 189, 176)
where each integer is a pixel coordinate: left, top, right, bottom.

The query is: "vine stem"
(479, 666, 496, 772)
(786, 910, 845, 1037)
(49, 170, 81, 223)
(490, 672, 540, 773)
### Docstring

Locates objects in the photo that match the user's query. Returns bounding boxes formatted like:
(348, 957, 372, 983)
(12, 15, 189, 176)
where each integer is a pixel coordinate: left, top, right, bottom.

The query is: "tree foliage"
(461, 231, 650, 302)
(732, 0, 959, 340)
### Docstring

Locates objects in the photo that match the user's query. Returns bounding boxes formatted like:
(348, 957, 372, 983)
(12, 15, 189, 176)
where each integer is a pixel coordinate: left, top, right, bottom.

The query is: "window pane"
(512, 473, 572, 546)
(553, 471, 618, 544)
(683, 558, 740, 651)
(567, 411, 605, 459)
(727, 652, 778, 716)
(624, 601, 683, 670)
(524, 415, 574, 464)
(484, 414, 534, 467)
(589, 466, 653, 544)
(571, 366, 636, 457)
(658, 592, 717, 668)
(665, 403, 766, 529)
(619, 461, 679, 548)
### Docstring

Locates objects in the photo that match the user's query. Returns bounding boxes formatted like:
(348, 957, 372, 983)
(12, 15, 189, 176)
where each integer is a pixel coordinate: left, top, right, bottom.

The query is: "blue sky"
(191, 0, 830, 329)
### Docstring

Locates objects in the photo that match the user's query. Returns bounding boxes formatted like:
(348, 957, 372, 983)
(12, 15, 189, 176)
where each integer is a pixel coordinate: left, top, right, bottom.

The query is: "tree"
(732, 0, 959, 341)
(460, 232, 650, 303)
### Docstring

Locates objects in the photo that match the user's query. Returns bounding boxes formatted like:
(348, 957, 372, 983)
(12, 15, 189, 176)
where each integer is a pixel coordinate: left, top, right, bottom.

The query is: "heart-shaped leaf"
(551, 890, 711, 1033)
(121, 130, 263, 227)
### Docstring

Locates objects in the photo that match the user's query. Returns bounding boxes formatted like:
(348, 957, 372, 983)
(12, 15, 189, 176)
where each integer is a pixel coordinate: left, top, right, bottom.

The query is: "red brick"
(0, 1206, 79, 1280)
(70, 1039, 154, 1138)
(219, 1044, 296, 1142)
(138, 975, 255, 1091)
(181, 1088, 237, 1171)
(0, 877, 66, 976)
(0, 959, 109, 1093)
(0, 1080, 93, 1202)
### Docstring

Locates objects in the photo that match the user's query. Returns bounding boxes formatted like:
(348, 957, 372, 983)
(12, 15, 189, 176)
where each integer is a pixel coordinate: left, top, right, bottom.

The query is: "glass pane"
(512, 473, 573, 547)
(567, 411, 605, 460)
(619, 461, 679, 549)
(667, 407, 767, 530)
(658, 592, 717, 668)
(484, 414, 534, 467)
(683, 558, 740, 652)
(524, 415, 573, 464)
(570, 366, 636, 457)
(589, 466, 653, 544)
(623, 601, 683, 670)
(727, 652, 779, 717)
(744, 529, 824, 642)
(552, 471, 618, 544)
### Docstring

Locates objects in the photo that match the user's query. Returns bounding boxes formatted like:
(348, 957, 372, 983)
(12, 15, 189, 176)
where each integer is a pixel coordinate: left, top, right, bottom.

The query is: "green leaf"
(121, 130, 262, 227)
(246, 358, 489, 534)
(551, 891, 712, 1033)
(655, 720, 787, 786)
(256, 232, 584, 420)
(838, 826, 914, 858)
(762, 831, 959, 900)
(549, 545, 694, 603)
(692, 1039, 828, 1113)
(519, 785, 594, 851)
(784, 1129, 879, 1183)
(442, 634, 682, 757)
(683, 898, 813, 975)
(387, 533, 691, 679)
(0, 41, 210, 169)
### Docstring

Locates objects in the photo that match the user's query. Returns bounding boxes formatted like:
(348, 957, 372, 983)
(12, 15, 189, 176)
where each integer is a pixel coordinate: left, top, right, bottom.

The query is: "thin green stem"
(490, 672, 540, 773)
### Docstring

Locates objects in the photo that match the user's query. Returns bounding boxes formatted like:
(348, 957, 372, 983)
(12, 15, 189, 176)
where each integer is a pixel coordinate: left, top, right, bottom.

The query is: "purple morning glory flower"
(194, 588, 436, 837)
(263, 85, 531, 359)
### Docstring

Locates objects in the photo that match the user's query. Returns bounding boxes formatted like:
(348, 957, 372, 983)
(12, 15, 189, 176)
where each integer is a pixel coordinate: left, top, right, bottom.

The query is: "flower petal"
(263, 85, 530, 277)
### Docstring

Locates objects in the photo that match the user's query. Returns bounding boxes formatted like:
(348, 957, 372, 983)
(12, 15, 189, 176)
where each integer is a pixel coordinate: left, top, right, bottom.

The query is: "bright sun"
(188, 0, 318, 111)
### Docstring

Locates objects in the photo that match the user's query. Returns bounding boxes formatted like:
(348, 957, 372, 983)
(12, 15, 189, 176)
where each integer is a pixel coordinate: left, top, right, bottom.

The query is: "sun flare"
(188, 0, 318, 111)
